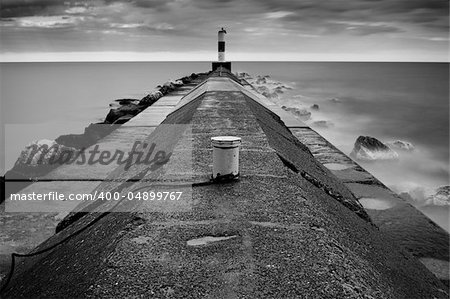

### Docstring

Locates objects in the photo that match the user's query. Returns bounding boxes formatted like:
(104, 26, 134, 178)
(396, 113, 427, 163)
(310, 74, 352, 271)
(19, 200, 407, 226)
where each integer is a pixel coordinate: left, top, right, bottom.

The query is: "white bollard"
(211, 136, 241, 181)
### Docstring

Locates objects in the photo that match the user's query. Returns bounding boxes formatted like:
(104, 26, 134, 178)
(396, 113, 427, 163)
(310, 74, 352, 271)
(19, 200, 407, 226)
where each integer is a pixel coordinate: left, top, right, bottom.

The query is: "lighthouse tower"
(212, 27, 232, 71)
(218, 27, 226, 62)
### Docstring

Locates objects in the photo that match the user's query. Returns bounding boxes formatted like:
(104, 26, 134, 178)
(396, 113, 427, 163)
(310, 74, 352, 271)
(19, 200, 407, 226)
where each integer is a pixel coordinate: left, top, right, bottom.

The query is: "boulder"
(387, 140, 415, 151)
(350, 136, 399, 161)
(311, 104, 319, 110)
(282, 106, 311, 120)
(180, 76, 192, 84)
(104, 104, 145, 124)
(115, 98, 140, 105)
(139, 90, 163, 106)
(172, 80, 183, 87)
(312, 120, 333, 128)
(6, 140, 77, 180)
(256, 86, 270, 94)
(57, 123, 115, 149)
(113, 114, 134, 124)
(84, 123, 115, 140)
(274, 86, 284, 94)
(159, 81, 176, 95)
(255, 86, 279, 99)
(236, 72, 251, 79)
(249, 75, 293, 99)
(263, 91, 279, 99)
(110, 99, 140, 108)
(425, 186, 450, 206)
(256, 76, 267, 84)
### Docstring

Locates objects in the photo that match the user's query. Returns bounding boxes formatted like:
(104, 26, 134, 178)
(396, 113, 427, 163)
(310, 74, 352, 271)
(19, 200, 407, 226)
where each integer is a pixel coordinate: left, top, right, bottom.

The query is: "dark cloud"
(374, 0, 448, 14)
(2, 0, 447, 33)
(372, 0, 449, 31)
(0, 0, 59, 8)
(189, 0, 238, 9)
(129, 0, 174, 11)
(249, 0, 448, 32)
(0, 0, 63, 17)
(0, 0, 447, 59)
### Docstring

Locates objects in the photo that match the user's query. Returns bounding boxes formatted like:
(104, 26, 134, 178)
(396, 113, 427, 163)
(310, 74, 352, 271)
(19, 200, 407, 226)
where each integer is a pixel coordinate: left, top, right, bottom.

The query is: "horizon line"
(1, 61, 448, 63)
(1, 51, 448, 63)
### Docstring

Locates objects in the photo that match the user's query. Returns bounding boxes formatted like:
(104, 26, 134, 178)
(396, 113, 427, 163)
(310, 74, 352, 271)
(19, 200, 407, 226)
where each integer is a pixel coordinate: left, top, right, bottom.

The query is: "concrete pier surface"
(1, 70, 449, 298)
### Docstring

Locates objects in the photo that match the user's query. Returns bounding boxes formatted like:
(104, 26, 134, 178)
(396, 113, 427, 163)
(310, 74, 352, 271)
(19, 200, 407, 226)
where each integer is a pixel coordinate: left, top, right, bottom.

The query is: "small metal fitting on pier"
(211, 136, 241, 182)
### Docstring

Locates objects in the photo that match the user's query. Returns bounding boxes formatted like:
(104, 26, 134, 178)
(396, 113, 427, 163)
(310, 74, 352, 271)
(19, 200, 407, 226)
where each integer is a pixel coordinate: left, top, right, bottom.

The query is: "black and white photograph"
(0, 0, 449, 298)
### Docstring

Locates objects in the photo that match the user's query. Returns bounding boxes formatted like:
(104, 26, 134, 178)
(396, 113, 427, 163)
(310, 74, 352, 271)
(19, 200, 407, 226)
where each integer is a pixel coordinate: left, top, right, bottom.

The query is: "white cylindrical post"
(218, 28, 226, 62)
(211, 136, 241, 181)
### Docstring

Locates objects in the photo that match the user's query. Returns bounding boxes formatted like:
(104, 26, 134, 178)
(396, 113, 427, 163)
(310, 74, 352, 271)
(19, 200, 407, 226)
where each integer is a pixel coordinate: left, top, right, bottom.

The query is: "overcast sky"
(0, 0, 448, 61)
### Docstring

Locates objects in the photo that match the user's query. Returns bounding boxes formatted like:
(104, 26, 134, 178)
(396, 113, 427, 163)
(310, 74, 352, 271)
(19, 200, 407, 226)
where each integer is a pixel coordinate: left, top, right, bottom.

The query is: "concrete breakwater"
(1, 69, 449, 298)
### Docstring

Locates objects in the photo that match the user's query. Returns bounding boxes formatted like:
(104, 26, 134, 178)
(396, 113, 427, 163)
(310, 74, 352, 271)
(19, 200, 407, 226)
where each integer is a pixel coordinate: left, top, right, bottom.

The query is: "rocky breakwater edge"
(238, 72, 329, 127)
(237, 72, 449, 227)
(0, 72, 205, 283)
